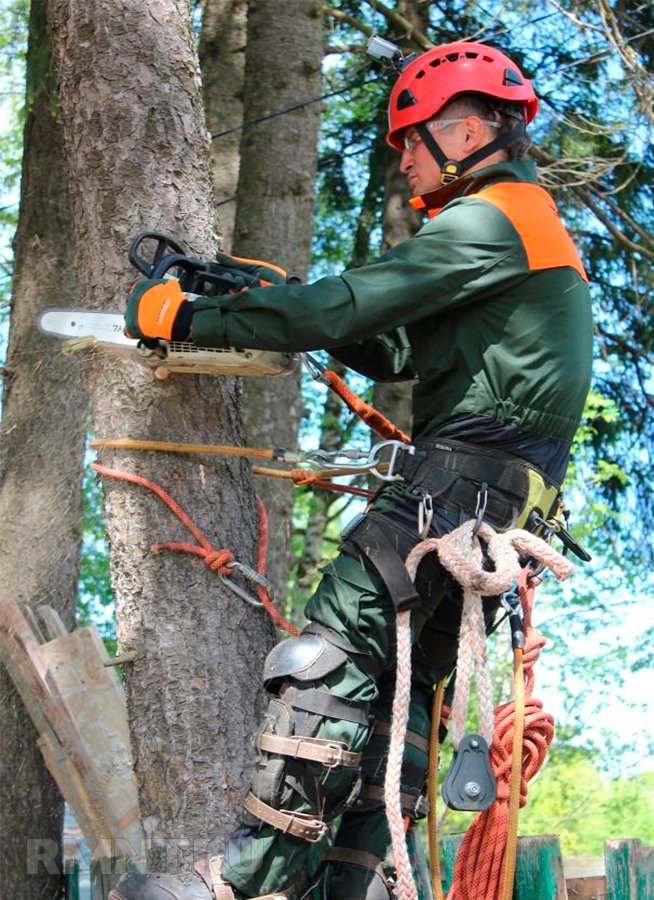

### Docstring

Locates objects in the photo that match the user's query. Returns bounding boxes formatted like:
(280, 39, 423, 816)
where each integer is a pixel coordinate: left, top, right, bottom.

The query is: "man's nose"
(400, 148, 413, 174)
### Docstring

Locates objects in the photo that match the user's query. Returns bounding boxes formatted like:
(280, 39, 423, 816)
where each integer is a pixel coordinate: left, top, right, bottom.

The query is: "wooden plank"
(64, 859, 80, 900)
(38, 731, 108, 852)
(0, 595, 95, 781)
(636, 845, 654, 900)
(439, 833, 568, 898)
(0, 594, 143, 859)
(38, 604, 70, 640)
(439, 833, 464, 893)
(40, 627, 143, 856)
(514, 834, 568, 899)
(21, 603, 48, 644)
(606, 838, 638, 899)
(407, 825, 434, 900)
(565, 875, 607, 898)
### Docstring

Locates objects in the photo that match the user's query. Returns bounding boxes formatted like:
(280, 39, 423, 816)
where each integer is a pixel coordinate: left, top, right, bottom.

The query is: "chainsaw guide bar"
(38, 309, 297, 378)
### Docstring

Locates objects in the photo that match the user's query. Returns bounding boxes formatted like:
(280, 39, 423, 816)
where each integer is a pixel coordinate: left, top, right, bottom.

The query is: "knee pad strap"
(243, 792, 329, 843)
(258, 732, 362, 769)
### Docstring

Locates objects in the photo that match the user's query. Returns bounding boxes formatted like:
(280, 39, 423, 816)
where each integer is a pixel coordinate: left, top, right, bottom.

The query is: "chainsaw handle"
(128, 232, 187, 277)
(152, 254, 259, 295)
(128, 230, 262, 296)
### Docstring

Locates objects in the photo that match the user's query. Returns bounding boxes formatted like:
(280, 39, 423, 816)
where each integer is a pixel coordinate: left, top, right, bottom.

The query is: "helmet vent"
(428, 58, 441, 68)
(503, 68, 524, 86)
(416, 69, 426, 79)
(465, 51, 479, 58)
(397, 88, 418, 110)
(446, 52, 459, 62)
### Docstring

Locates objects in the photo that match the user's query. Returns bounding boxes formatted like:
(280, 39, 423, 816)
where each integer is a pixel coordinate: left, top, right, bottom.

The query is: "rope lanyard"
(91, 462, 299, 637)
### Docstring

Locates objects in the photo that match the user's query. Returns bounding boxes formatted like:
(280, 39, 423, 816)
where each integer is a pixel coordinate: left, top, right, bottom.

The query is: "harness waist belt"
(396, 437, 560, 529)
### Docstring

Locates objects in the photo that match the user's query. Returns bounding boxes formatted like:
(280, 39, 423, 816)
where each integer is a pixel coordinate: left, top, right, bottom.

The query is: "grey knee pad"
(247, 630, 372, 837)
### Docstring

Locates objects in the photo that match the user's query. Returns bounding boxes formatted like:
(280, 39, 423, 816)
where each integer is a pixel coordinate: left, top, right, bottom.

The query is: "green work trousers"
(222, 482, 503, 898)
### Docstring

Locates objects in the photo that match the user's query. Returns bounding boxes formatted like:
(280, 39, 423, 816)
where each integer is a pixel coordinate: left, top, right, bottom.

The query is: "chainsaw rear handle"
(128, 231, 261, 297)
(128, 232, 187, 278)
(152, 254, 259, 295)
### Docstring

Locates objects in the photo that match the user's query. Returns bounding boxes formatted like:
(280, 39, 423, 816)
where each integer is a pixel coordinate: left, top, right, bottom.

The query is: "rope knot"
(203, 548, 235, 575)
(290, 468, 319, 486)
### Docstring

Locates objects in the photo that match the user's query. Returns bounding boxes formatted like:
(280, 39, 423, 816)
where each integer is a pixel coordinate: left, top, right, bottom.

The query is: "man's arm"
(126, 198, 522, 351)
(330, 328, 417, 382)
(189, 203, 518, 351)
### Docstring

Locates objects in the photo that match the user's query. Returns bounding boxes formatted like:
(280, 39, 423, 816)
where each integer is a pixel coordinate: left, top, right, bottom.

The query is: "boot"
(108, 858, 289, 900)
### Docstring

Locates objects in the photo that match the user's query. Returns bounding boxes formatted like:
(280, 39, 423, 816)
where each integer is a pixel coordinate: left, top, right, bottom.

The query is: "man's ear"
(463, 116, 489, 150)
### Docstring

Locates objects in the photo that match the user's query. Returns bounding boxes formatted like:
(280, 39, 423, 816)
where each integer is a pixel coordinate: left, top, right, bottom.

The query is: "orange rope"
(447, 569, 553, 899)
(323, 369, 411, 444)
(91, 463, 299, 636)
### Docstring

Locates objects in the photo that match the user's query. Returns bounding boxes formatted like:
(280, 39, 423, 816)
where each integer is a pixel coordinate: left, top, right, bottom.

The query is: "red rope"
(447, 569, 554, 899)
(323, 369, 411, 444)
(91, 462, 299, 636)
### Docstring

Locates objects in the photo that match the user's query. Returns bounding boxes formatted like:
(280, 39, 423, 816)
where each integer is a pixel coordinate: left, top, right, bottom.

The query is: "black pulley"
(441, 733, 497, 811)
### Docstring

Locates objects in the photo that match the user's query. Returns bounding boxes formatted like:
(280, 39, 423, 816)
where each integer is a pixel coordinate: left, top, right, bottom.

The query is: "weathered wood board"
(0, 594, 143, 861)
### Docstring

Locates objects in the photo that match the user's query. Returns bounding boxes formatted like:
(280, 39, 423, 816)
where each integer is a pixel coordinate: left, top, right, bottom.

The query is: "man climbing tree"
(112, 41, 593, 900)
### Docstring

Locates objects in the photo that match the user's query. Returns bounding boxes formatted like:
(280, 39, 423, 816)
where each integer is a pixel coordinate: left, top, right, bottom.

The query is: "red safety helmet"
(387, 42, 538, 151)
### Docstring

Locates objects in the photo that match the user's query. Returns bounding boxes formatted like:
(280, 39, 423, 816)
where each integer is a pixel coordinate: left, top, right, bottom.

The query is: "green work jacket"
(191, 161, 593, 443)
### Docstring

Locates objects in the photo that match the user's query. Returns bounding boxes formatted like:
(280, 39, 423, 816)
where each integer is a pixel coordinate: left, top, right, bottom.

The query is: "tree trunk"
(233, 0, 324, 602)
(0, 2, 86, 896)
(199, 0, 247, 249)
(47, 0, 269, 872)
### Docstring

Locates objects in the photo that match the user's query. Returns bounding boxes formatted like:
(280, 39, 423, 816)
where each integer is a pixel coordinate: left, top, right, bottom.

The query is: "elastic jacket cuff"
(190, 302, 229, 348)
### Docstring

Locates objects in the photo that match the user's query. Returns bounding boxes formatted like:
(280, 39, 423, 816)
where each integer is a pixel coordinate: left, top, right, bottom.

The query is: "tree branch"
(361, 0, 433, 50)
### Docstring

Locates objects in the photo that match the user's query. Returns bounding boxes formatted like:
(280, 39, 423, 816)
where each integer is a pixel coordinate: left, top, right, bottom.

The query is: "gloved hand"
(214, 251, 289, 288)
(124, 278, 194, 342)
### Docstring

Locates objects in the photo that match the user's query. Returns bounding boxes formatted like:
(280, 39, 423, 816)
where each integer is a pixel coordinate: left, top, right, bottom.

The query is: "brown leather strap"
(373, 721, 430, 754)
(258, 732, 362, 768)
(244, 792, 328, 843)
(324, 847, 387, 882)
(194, 858, 289, 900)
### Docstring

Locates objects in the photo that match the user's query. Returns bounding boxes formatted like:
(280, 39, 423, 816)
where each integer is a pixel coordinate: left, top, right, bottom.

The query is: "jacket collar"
(409, 160, 540, 218)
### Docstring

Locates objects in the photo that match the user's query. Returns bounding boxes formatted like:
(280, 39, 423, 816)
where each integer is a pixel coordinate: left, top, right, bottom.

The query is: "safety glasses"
(403, 117, 501, 152)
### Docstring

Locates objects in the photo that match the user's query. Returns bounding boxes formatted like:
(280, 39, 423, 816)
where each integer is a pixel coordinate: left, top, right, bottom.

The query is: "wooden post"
(606, 839, 654, 900)
(513, 835, 568, 899)
(439, 833, 568, 898)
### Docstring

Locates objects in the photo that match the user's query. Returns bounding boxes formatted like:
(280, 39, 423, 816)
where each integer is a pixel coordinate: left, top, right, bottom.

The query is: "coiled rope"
(384, 520, 573, 900)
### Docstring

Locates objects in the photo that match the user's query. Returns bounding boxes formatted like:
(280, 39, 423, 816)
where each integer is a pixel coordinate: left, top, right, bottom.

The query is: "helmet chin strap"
(416, 120, 527, 184)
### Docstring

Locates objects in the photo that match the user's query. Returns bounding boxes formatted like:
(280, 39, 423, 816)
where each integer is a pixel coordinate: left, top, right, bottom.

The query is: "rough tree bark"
(232, 0, 324, 602)
(199, 0, 247, 248)
(47, 0, 271, 873)
(0, 2, 86, 896)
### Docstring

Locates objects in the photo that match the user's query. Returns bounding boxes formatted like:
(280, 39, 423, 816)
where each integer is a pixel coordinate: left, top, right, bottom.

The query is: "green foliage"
(520, 754, 654, 855)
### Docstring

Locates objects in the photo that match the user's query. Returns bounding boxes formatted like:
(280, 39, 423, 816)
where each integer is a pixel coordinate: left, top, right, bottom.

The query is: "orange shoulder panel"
(473, 182, 588, 282)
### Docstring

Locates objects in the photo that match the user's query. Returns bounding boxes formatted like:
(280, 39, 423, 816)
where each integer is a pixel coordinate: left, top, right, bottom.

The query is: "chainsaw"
(37, 232, 298, 378)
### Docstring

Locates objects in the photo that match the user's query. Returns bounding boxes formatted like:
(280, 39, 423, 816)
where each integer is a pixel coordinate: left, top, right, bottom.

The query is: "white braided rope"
(386, 519, 574, 900)
(385, 607, 418, 900)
